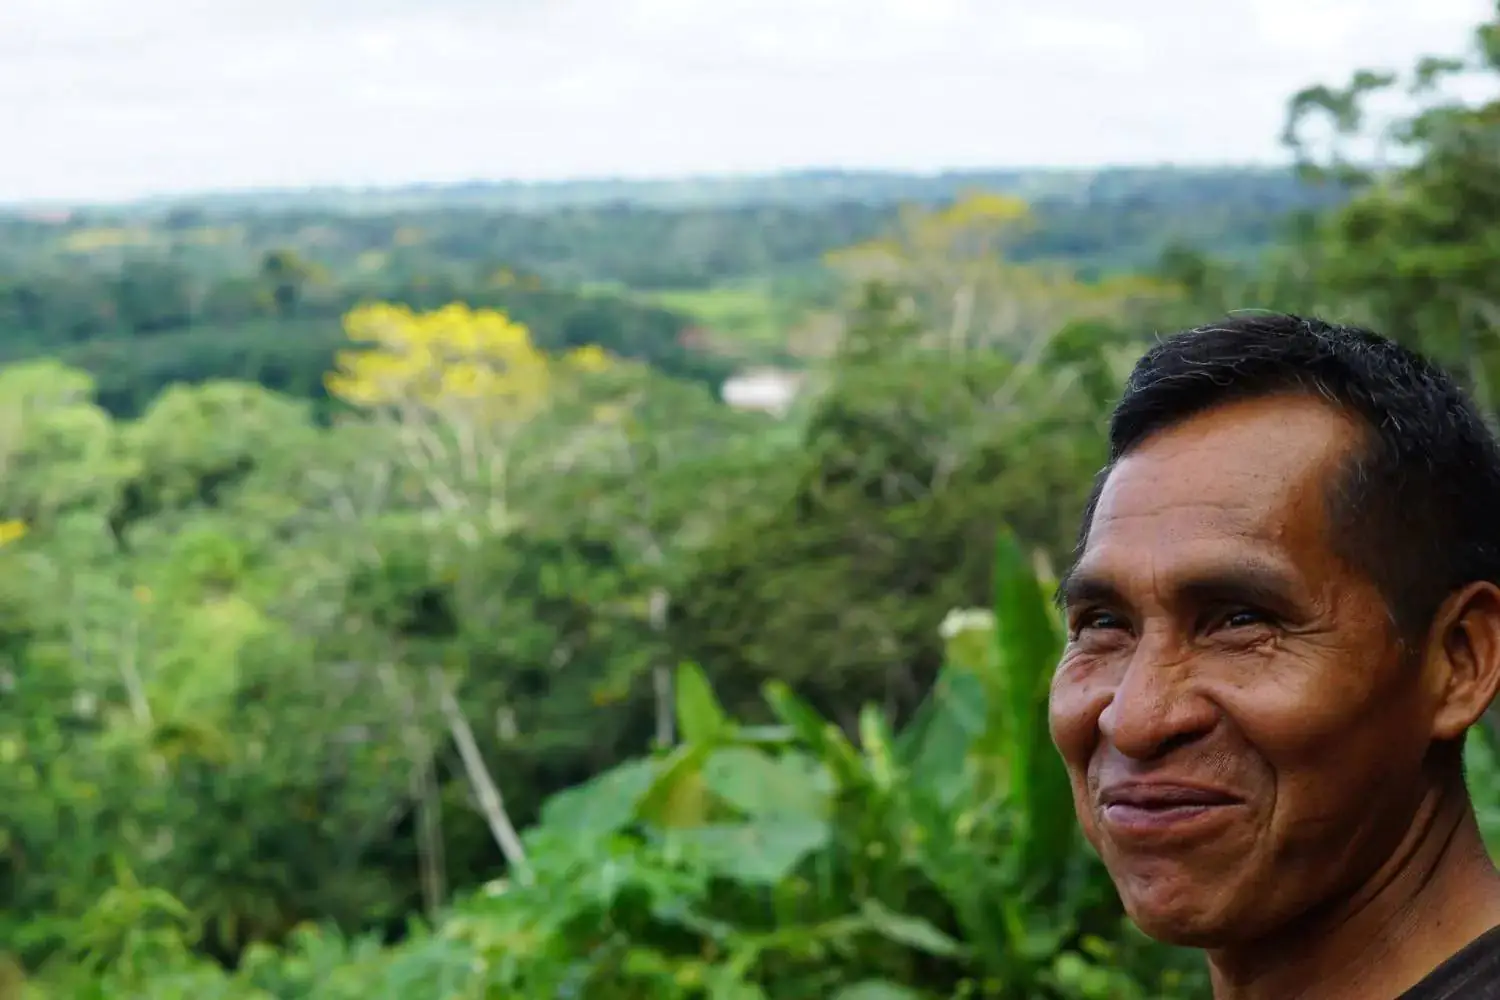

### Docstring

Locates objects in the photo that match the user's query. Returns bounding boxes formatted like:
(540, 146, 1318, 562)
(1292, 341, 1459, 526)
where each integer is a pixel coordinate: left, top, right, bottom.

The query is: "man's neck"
(1208, 778, 1500, 1000)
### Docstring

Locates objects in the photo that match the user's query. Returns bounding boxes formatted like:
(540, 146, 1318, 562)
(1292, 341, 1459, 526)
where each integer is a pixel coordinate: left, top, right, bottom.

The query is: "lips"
(1100, 782, 1241, 809)
(1097, 782, 1244, 842)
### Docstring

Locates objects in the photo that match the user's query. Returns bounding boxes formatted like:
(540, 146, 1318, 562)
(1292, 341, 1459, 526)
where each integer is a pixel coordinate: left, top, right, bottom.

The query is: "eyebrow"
(1054, 561, 1303, 616)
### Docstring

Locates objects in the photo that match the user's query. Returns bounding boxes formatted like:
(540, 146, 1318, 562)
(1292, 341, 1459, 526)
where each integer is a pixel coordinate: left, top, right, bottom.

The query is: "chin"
(1124, 899, 1233, 949)
(1113, 870, 1240, 949)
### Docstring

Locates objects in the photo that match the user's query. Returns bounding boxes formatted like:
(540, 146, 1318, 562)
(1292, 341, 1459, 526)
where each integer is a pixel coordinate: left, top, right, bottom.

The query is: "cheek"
(1218, 662, 1433, 905)
(1221, 648, 1415, 763)
(1049, 658, 1108, 766)
(1049, 669, 1106, 842)
(1215, 647, 1431, 832)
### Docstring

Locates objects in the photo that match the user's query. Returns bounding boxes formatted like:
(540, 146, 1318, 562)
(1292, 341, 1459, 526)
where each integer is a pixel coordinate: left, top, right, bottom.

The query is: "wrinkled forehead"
(1079, 396, 1363, 581)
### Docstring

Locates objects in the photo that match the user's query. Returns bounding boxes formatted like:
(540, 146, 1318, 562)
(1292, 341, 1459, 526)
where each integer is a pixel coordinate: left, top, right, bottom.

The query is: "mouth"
(1097, 782, 1244, 841)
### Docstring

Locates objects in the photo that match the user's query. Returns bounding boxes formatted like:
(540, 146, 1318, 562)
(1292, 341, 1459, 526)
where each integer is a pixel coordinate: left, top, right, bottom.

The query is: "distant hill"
(0, 164, 1351, 417)
(23, 165, 1338, 217)
(2, 166, 1345, 287)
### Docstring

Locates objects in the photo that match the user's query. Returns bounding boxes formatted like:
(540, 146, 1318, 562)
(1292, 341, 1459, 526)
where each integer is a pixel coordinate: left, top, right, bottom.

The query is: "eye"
(1218, 607, 1272, 630)
(1071, 608, 1127, 636)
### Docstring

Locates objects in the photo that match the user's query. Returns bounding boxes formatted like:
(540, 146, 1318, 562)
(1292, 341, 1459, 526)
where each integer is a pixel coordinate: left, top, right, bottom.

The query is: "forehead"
(1079, 395, 1362, 581)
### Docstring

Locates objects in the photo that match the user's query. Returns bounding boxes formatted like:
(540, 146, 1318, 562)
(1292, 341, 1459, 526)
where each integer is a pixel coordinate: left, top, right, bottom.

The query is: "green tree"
(1282, 3, 1500, 404)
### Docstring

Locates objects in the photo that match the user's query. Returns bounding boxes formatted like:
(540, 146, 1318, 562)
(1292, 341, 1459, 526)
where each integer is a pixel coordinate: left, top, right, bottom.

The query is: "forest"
(6, 8, 1500, 999)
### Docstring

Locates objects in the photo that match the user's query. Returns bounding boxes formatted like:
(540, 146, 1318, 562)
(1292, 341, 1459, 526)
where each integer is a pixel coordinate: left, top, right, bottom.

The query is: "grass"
(639, 282, 827, 367)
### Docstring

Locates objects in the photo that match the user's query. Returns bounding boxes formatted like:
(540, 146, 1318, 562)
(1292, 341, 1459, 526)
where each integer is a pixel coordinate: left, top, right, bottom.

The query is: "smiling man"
(1049, 314, 1500, 999)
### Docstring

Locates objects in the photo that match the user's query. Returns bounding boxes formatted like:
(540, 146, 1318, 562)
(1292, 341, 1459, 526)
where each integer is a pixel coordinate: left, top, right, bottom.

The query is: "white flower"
(938, 607, 995, 640)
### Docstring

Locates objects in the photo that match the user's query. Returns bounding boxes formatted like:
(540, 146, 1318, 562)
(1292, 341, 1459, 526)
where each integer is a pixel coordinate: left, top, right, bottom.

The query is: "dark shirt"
(1401, 926, 1500, 999)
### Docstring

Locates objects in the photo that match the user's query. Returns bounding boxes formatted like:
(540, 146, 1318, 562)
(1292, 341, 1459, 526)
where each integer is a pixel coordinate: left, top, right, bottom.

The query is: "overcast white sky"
(3, 0, 1493, 204)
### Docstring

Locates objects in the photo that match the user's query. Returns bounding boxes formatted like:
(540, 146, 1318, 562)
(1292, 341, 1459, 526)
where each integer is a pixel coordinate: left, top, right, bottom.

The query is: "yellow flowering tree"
(823, 191, 1168, 358)
(323, 302, 613, 884)
(326, 302, 610, 540)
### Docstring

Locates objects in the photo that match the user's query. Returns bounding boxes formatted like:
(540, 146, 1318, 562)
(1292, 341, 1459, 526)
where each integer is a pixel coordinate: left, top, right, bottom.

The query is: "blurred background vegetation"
(7, 4, 1500, 997)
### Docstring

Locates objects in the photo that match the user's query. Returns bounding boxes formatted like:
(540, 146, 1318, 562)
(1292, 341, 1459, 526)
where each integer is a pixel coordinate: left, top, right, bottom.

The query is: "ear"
(1427, 582, 1500, 742)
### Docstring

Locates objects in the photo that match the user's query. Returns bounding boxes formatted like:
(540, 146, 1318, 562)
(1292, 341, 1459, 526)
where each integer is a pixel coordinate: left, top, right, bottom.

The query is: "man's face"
(1049, 394, 1439, 947)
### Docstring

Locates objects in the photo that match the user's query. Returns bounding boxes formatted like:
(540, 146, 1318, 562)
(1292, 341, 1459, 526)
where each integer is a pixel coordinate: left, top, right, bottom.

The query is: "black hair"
(1075, 313, 1500, 642)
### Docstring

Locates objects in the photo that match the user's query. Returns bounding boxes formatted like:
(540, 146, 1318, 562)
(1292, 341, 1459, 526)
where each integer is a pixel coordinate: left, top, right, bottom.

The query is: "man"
(1049, 314, 1500, 999)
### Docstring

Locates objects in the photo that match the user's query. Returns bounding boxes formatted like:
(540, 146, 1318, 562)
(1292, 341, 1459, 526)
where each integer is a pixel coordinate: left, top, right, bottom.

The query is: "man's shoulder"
(1402, 926, 1500, 1000)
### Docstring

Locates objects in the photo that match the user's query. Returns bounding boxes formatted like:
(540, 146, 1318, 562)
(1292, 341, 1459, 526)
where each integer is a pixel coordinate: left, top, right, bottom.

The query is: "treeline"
(11, 167, 1337, 288)
(82, 164, 1332, 213)
(0, 165, 1339, 419)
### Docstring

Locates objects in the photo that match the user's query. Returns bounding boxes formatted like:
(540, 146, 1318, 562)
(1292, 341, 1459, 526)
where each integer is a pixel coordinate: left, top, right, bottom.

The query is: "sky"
(3, 0, 1494, 204)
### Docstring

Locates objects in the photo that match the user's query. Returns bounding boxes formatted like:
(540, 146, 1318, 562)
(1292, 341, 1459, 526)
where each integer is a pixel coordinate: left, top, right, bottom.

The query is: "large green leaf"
(663, 815, 831, 886)
(638, 741, 716, 828)
(702, 747, 832, 820)
(858, 898, 966, 958)
(676, 660, 730, 745)
(991, 528, 1075, 884)
(897, 658, 987, 806)
(535, 757, 659, 840)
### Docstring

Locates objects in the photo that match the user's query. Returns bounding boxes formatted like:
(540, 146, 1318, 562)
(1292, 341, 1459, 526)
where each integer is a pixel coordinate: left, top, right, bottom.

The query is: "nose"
(1097, 637, 1219, 760)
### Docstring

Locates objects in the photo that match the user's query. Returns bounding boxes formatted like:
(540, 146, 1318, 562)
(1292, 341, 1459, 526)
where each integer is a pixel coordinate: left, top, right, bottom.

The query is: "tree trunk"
(413, 756, 446, 918)
(649, 586, 674, 749)
(431, 668, 531, 884)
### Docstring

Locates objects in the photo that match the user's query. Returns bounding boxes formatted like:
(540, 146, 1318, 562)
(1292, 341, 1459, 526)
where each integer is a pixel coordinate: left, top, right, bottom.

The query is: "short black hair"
(1076, 313, 1500, 641)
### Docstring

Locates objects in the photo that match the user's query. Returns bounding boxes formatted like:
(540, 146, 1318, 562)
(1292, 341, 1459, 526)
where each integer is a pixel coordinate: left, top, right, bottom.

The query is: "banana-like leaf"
(762, 680, 829, 748)
(991, 528, 1076, 885)
(764, 680, 865, 789)
(899, 622, 991, 805)
(858, 704, 898, 792)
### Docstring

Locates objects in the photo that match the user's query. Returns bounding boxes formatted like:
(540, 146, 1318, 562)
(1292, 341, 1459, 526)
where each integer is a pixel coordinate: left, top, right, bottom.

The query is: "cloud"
(3, 0, 1493, 203)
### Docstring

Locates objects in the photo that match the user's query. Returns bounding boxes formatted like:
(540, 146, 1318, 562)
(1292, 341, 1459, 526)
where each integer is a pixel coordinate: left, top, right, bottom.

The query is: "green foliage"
(1262, 2, 1500, 403)
(15, 15, 1500, 994)
(23, 537, 1206, 998)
